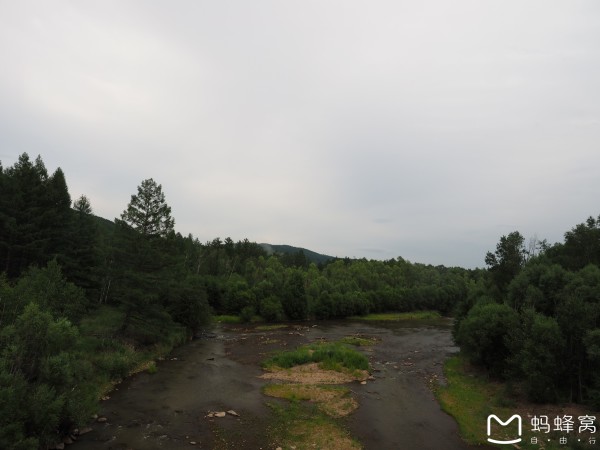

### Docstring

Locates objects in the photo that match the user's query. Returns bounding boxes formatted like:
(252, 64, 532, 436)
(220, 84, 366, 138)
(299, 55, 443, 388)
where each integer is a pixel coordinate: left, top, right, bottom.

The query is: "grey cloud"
(1, 1, 599, 267)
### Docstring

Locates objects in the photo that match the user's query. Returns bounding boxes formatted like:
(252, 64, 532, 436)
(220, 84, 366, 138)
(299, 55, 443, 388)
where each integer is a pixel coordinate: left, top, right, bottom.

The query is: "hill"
(260, 243, 334, 265)
(89, 214, 334, 265)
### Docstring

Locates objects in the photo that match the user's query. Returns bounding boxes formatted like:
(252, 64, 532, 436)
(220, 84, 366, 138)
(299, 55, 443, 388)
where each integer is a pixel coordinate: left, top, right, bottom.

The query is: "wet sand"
(72, 319, 479, 450)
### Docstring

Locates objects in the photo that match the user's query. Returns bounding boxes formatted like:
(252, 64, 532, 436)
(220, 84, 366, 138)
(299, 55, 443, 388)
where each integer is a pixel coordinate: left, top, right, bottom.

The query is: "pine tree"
(120, 178, 174, 238)
(66, 195, 100, 295)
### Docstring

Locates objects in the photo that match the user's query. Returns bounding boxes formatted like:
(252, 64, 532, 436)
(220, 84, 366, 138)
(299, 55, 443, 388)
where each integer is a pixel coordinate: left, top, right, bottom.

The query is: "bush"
(259, 296, 284, 322)
(456, 302, 519, 378)
(240, 305, 256, 323)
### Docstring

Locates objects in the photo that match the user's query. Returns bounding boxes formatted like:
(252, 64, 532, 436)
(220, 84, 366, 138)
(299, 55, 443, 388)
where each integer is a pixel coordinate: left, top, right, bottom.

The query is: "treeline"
(0, 153, 471, 449)
(455, 221, 600, 407)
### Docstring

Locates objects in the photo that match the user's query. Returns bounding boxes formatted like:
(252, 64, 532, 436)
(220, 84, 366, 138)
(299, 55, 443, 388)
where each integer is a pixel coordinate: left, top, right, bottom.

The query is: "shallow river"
(72, 319, 480, 450)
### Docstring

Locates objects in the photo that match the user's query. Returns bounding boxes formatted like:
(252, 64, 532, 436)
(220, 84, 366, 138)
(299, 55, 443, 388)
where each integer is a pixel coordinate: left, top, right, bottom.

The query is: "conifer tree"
(120, 178, 174, 238)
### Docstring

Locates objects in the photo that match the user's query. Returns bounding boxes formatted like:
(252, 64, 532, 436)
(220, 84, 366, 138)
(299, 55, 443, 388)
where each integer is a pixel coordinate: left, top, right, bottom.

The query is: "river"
(72, 319, 479, 450)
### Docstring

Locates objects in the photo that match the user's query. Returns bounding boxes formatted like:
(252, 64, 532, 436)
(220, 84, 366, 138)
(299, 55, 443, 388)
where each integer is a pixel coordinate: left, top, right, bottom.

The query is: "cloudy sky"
(1, 1, 599, 268)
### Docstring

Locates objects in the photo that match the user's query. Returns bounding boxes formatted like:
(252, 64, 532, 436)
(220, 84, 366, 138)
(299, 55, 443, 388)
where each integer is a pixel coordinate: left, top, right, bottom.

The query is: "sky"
(1, 1, 599, 268)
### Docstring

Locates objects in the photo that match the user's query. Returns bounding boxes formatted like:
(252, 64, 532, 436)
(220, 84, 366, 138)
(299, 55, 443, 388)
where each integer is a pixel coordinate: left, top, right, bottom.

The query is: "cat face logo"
(487, 414, 522, 445)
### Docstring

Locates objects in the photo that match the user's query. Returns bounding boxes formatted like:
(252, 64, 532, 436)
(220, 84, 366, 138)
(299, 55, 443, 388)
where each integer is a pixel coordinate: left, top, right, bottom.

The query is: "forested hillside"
(0, 153, 473, 449)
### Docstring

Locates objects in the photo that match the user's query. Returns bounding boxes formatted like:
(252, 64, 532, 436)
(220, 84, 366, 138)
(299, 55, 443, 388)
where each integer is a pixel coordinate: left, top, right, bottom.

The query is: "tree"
(0, 303, 96, 448)
(120, 178, 174, 238)
(519, 313, 565, 402)
(456, 302, 520, 377)
(560, 216, 600, 270)
(61, 195, 100, 295)
(0, 154, 51, 277)
(282, 271, 308, 320)
(13, 260, 89, 321)
(485, 231, 526, 297)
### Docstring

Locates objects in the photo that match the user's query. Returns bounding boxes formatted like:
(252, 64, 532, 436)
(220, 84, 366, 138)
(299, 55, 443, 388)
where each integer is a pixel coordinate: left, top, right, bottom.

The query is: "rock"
(276, 447, 283, 450)
(214, 412, 226, 418)
(360, 381, 367, 385)
(63, 436, 73, 444)
(78, 427, 93, 435)
(368, 375, 375, 380)
(226, 410, 239, 417)
(206, 413, 214, 418)
(190, 442, 197, 445)
(97, 417, 108, 423)
(101, 396, 110, 401)
(91, 414, 98, 420)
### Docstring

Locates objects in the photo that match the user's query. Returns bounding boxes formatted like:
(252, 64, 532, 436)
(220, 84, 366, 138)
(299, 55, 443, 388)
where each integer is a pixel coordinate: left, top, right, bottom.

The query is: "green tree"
(43, 167, 72, 260)
(163, 275, 210, 335)
(456, 302, 520, 377)
(65, 195, 100, 295)
(0, 154, 51, 277)
(0, 303, 96, 448)
(485, 231, 526, 297)
(13, 260, 89, 321)
(120, 178, 174, 238)
(110, 179, 178, 327)
(282, 271, 308, 320)
(560, 216, 600, 270)
(519, 313, 565, 402)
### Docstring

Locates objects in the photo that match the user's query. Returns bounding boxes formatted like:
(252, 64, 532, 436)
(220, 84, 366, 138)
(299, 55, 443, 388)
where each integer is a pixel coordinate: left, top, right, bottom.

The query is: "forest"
(1, 152, 599, 448)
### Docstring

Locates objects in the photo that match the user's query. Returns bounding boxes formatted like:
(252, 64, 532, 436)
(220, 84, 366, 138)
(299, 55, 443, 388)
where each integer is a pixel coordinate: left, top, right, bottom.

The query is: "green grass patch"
(435, 355, 589, 450)
(267, 401, 361, 450)
(348, 311, 442, 321)
(146, 361, 158, 374)
(435, 355, 505, 445)
(263, 341, 369, 372)
(339, 336, 378, 346)
(213, 314, 268, 324)
(263, 384, 357, 417)
(256, 324, 288, 331)
(213, 314, 242, 324)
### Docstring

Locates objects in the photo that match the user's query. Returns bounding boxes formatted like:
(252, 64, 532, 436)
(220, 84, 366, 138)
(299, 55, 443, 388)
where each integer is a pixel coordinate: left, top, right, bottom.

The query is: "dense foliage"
(455, 221, 600, 406)
(0, 153, 472, 448)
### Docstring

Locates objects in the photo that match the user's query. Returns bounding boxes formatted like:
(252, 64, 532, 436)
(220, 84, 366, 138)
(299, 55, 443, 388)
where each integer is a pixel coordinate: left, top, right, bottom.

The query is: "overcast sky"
(1, 1, 599, 268)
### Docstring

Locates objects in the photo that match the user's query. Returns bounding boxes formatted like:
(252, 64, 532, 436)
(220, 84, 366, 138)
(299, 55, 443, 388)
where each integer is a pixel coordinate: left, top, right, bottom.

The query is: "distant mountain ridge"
(260, 243, 334, 265)
(89, 214, 335, 265)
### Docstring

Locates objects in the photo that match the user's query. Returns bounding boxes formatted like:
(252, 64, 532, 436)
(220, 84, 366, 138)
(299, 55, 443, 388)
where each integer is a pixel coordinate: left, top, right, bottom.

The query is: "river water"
(72, 319, 480, 450)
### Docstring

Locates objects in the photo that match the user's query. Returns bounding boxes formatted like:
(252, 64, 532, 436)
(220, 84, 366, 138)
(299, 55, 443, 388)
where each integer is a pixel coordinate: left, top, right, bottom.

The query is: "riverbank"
(348, 311, 443, 321)
(214, 310, 445, 324)
(436, 355, 596, 450)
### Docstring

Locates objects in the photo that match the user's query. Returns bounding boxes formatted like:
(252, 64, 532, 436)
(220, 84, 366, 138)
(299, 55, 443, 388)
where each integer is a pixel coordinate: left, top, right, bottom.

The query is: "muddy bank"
(72, 320, 477, 450)
(71, 331, 274, 449)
